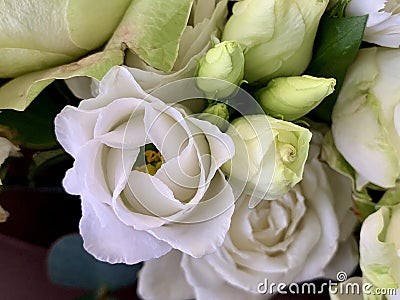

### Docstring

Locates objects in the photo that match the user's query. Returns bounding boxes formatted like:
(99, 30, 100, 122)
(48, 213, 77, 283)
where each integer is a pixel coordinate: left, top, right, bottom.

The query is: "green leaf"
(48, 234, 141, 291)
(0, 87, 62, 149)
(306, 15, 368, 123)
(0, 49, 124, 111)
(107, 0, 194, 72)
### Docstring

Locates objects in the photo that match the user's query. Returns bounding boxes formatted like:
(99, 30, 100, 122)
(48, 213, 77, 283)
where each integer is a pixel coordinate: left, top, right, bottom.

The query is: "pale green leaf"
(0, 49, 124, 111)
(107, 0, 194, 72)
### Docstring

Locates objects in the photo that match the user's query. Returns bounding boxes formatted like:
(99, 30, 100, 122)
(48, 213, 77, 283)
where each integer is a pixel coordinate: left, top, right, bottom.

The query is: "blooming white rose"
(55, 66, 235, 264)
(138, 132, 359, 300)
(66, 0, 228, 99)
(345, 0, 400, 48)
(332, 47, 400, 189)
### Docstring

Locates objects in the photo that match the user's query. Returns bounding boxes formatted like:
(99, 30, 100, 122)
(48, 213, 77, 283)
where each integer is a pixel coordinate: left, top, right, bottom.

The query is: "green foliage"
(306, 14, 368, 123)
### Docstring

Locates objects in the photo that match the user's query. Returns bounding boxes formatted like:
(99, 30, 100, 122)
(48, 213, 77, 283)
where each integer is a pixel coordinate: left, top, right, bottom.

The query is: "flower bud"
(196, 41, 245, 98)
(197, 103, 230, 131)
(256, 75, 336, 121)
(0, 0, 131, 78)
(222, 0, 328, 84)
(221, 114, 312, 204)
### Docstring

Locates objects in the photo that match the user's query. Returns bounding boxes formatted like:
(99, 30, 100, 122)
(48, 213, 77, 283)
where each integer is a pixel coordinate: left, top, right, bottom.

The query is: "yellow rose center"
(136, 149, 164, 176)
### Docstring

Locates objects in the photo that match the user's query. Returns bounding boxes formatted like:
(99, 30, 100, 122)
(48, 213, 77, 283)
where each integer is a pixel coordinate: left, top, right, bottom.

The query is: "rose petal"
(127, 170, 185, 218)
(112, 194, 166, 231)
(148, 176, 234, 257)
(80, 195, 171, 264)
(137, 250, 195, 300)
(173, 171, 234, 224)
(182, 253, 265, 300)
(145, 103, 191, 160)
(323, 239, 359, 280)
(106, 147, 137, 198)
(63, 141, 112, 205)
(78, 66, 153, 111)
(189, 117, 235, 176)
(93, 97, 146, 139)
(55, 106, 99, 157)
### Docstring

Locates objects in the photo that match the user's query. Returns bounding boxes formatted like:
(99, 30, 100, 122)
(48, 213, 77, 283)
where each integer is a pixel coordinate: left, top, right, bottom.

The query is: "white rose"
(55, 66, 235, 264)
(65, 0, 228, 99)
(345, 0, 400, 48)
(332, 47, 400, 189)
(137, 132, 359, 300)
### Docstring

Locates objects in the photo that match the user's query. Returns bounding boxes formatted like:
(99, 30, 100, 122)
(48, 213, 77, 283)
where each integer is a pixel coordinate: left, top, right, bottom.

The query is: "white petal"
(182, 254, 264, 300)
(346, 0, 386, 16)
(175, 0, 227, 70)
(63, 167, 81, 195)
(106, 147, 137, 198)
(54, 106, 99, 157)
(323, 238, 359, 280)
(295, 160, 340, 281)
(333, 93, 399, 188)
(148, 178, 234, 257)
(80, 196, 172, 265)
(189, 117, 235, 175)
(93, 97, 145, 139)
(124, 54, 201, 93)
(78, 66, 154, 111)
(154, 144, 201, 203)
(173, 171, 234, 224)
(63, 141, 112, 205)
(112, 195, 166, 231)
(127, 170, 185, 218)
(145, 103, 191, 160)
(137, 250, 195, 300)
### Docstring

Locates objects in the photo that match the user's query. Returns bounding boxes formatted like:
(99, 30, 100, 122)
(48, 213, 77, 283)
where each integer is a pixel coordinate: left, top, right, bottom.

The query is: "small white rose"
(138, 131, 359, 299)
(55, 66, 235, 264)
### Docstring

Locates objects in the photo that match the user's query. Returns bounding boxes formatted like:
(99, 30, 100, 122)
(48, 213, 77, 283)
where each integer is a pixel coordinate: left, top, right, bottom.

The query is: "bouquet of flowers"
(1, 0, 400, 299)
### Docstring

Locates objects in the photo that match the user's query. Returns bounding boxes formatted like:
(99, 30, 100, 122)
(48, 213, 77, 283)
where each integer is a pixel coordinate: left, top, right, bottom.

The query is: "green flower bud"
(222, 0, 328, 84)
(221, 115, 312, 202)
(196, 41, 245, 98)
(0, 0, 131, 78)
(197, 103, 230, 131)
(256, 75, 336, 121)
